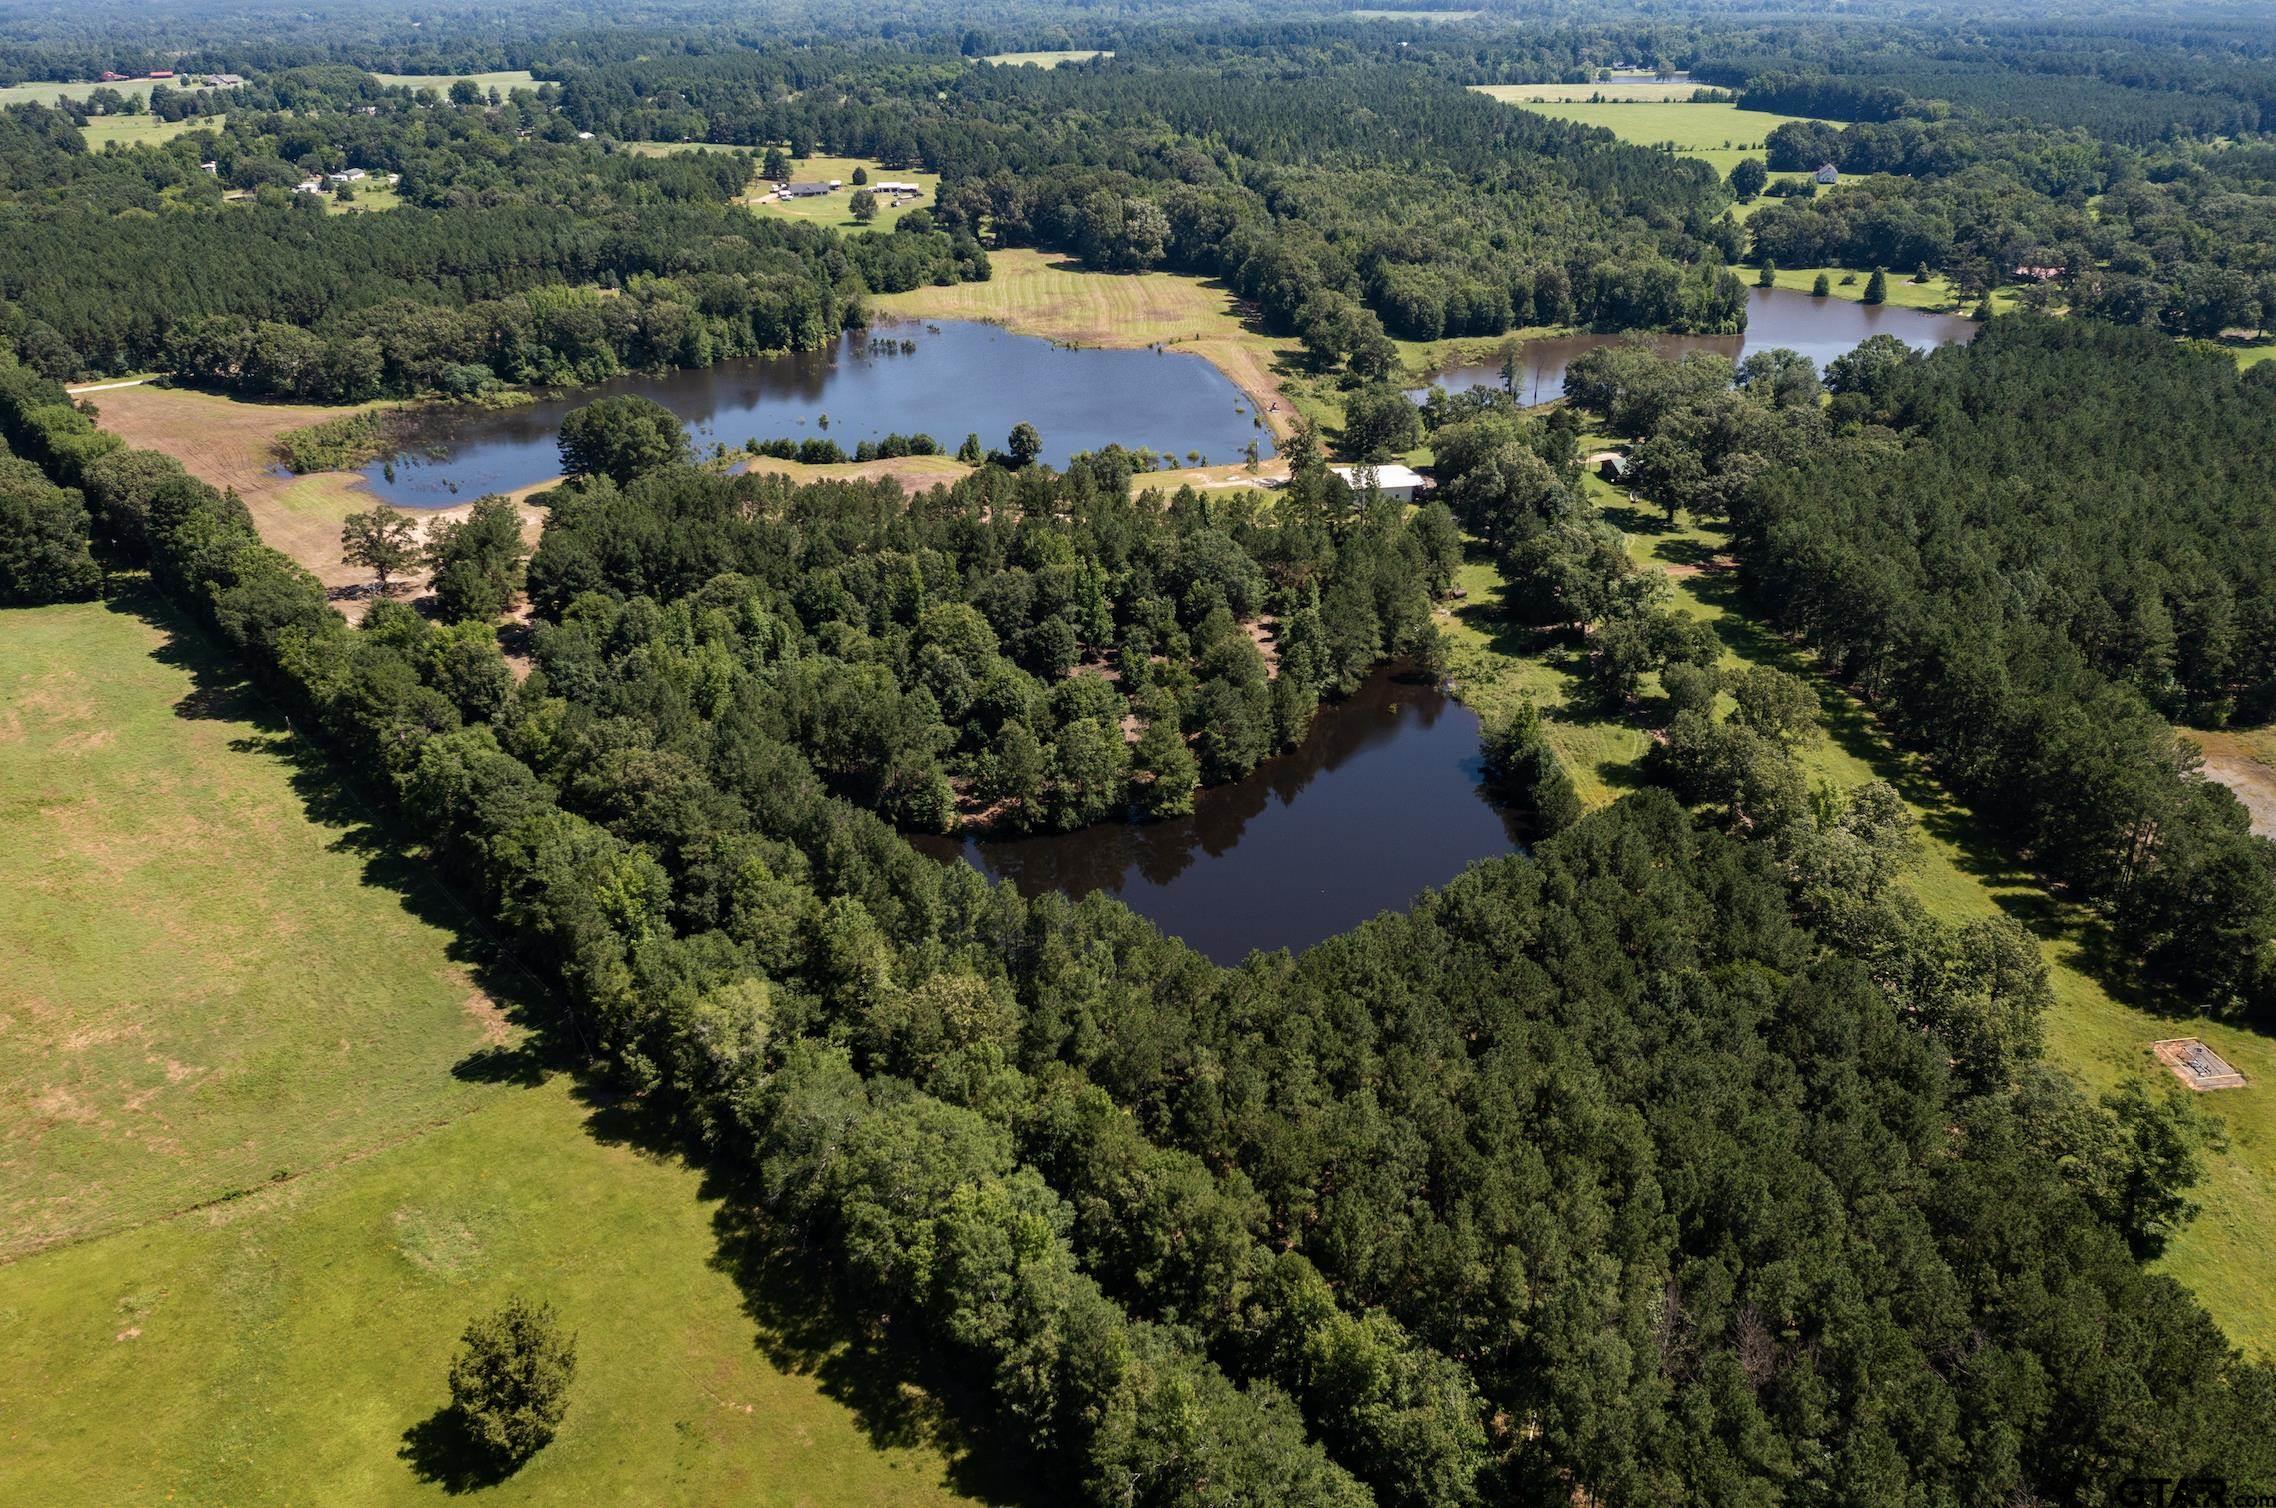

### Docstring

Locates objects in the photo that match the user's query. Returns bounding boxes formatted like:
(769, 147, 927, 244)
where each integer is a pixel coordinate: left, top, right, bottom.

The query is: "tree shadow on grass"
(106, 586, 558, 1043)
(399, 1406, 515, 1495)
(570, 1082, 1040, 1507)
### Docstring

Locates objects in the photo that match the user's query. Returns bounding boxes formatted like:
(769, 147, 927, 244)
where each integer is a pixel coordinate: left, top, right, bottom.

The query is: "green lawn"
(744, 155, 941, 231)
(978, 50, 1111, 67)
(1474, 81, 1707, 104)
(328, 180, 404, 214)
(1743, 262, 2022, 316)
(1477, 96, 1824, 177)
(80, 114, 208, 148)
(1443, 466, 2276, 1358)
(0, 1078, 1005, 1507)
(370, 70, 549, 94)
(0, 595, 509, 1260)
(0, 77, 164, 108)
(0, 593, 1009, 1503)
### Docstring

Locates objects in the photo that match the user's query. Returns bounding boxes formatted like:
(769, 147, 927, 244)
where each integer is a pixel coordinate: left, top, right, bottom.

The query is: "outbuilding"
(1814, 162, 1839, 185)
(1329, 463, 1431, 503)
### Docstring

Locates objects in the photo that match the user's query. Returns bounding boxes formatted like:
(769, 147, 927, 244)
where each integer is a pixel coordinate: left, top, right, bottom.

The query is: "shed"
(1814, 163, 1839, 185)
(1329, 463, 1430, 503)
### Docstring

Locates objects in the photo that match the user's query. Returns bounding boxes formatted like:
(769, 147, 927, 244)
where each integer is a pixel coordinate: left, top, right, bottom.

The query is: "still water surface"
(1421, 286, 1978, 404)
(911, 668, 1525, 964)
(358, 320, 1275, 506)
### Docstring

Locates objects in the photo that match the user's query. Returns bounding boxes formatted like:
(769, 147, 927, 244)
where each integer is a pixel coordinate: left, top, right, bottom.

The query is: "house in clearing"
(1330, 463, 1430, 503)
(875, 180, 922, 196)
(779, 182, 833, 199)
(1814, 162, 1840, 185)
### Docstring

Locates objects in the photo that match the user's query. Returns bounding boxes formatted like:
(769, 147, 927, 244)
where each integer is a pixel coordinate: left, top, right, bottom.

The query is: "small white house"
(875, 180, 921, 195)
(1814, 162, 1840, 185)
(1329, 463, 1430, 503)
(293, 178, 324, 194)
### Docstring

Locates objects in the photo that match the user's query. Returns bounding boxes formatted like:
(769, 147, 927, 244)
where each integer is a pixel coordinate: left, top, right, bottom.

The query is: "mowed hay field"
(0, 596, 506, 1259)
(368, 70, 549, 94)
(1474, 80, 1713, 104)
(1442, 470, 2276, 1357)
(80, 114, 206, 149)
(1477, 95, 1822, 177)
(871, 247, 1312, 435)
(0, 596, 1004, 1506)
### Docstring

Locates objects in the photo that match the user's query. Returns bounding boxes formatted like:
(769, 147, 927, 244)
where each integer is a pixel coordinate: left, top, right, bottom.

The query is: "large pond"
(1420, 285, 1978, 404)
(356, 320, 1276, 506)
(910, 667, 1524, 964)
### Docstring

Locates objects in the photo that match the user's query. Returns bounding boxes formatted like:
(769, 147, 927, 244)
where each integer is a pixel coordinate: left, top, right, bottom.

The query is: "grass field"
(0, 595, 1006, 1504)
(0, 596, 510, 1261)
(370, 70, 549, 94)
(1479, 96, 1822, 177)
(1442, 467, 2276, 1357)
(978, 50, 1111, 67)
(328, 180, 404, 214)
(1744, 262, 2019, 316)
(80, 114, 206, 148)
(743, 155, 941, 231)
(871, 247, 1323, 437)
(0, 77, 163, 109)
(1474, 80, 1714, 105)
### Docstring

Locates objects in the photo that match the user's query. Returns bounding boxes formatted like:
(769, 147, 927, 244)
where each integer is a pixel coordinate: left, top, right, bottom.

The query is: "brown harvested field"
(89, 385, 548, 617)
(2191, 727, 2276, 838)
(872, 249, 1306, 438)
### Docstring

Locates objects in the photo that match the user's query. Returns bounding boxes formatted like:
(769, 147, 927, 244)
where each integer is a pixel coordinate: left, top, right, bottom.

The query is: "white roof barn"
(1329, 463, 1430, 501)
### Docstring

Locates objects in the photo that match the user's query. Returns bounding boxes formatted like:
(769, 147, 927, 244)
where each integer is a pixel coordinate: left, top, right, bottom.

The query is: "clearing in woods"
(1475, 95, 1824, 177)
(0, 595, 1009, 1506)
(1440, 463, 2276, 1358)
(87, 384, 547, 609)
(367, 70, 550, 94)
(978, 50, 1112, 67)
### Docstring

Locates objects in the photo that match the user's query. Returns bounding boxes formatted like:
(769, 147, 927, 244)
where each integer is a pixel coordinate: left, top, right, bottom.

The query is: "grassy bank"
(0, 594, 1007, 1504)
(871, 247, 1328, 437)
(1442, 465, 2276, 1357)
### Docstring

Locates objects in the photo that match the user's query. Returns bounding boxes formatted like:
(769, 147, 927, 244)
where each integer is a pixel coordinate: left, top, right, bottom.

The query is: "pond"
(910, 667, 1525, 964)
(1418, 285, 1978, 404)
(355, 320, 1276, 506)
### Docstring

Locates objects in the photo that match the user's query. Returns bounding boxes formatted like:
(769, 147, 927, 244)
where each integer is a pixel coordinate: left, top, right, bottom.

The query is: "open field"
(0, 596, 1009, 1505)
(1742, 262, 2022, 316)
(2192, 726, 2276, 837)
(80, 114, 206, 148)
(329, 179, 404, 213)
(1442, 466, 2276, 1356)
(0, 77, 164, 109)
(979, 50, 1111, 67)
(1481, 96, 1822, 177)
(0, 1077, 1005, 1507)
(871, 248, 1321, 437)
(735, 452, 973, 492)
(369, 70, 549, 94)
(743, 155, 940, 231)
(0, 597, 512, 1260)
(1474, 80, 1713, 105)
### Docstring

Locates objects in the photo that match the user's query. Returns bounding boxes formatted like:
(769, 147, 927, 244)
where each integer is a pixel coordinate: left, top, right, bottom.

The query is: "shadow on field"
(109, 585, 557, 1042)
(398, 1405, 517, 1494)
(574, 1084, 1041, 1506)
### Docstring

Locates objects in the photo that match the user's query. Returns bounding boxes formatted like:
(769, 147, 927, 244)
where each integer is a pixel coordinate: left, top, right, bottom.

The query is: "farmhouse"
(1329, 463, 1431, 502)
(203, 73, 245, 88)
(779, 181, 833, 198)
(875, 180, 922, 196)
(1814, 162, 1839, 185)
